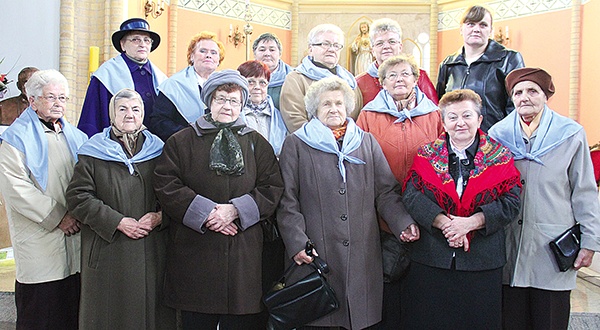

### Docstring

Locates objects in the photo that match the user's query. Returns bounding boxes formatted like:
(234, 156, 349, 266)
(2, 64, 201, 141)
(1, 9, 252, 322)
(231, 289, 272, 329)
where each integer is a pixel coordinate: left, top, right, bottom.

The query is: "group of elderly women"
(3, 5, 599, 330)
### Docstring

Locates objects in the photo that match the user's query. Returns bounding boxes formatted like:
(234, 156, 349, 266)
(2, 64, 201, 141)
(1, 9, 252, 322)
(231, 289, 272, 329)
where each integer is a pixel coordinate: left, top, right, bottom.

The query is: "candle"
(246, 0, 250, 5)
(505, 26, 509, 39)
(89, 46, 99, 73)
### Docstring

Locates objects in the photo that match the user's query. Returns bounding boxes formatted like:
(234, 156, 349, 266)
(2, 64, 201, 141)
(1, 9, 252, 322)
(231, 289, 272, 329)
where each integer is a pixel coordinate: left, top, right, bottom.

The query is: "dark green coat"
(66, 134, 175, 330)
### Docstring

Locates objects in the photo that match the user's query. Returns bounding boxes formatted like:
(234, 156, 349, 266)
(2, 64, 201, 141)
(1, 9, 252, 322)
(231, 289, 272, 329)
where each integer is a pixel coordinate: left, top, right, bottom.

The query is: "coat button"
(342, 240, 349, 246)
(340, 214, 347, 221)
(140, 70, 146, 75)
(521, 179, 525, 185)
(145, 92, 152, 98)
(518, 220, 523, 225)
(339, 188, 346, 195)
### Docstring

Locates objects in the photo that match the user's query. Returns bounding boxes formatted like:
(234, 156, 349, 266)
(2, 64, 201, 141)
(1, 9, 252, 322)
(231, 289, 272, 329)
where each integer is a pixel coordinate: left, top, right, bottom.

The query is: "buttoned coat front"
(277, 133, 413, 329)
(503, 129, 600, 290)
(153, 120, 284, 315)
(66, 134, 175, 330)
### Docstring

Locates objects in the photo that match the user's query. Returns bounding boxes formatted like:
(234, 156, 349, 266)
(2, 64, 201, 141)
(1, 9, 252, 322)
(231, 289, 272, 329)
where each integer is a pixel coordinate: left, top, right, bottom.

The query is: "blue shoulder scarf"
(93, 54, 167, 95)
(488, 105, 582, 165)
(295, 56, 357, 89)
(362, 87, 438, 123)
(1, 107, 88, 191)
(157, 66, 207, 123)
(294, 118, 365, 182)
(77, 127, 164, 175)
(241, 95, 287, 156)
(366, 61, 379, 78)
(269, 60, 294, 87)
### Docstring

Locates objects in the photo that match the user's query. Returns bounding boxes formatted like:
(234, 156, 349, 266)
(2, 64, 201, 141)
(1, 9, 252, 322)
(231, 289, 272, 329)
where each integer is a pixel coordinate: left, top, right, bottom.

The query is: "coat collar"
(446, 40, 508, 65)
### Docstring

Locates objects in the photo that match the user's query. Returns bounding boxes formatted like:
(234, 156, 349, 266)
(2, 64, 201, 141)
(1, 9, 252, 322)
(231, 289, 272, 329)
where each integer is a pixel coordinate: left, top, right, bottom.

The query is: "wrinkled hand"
(574, 248, 595, 270)
(117, 217, 152, 240)
(138, 211, 162, 230)
(206, 204, 239, 233)
(217, 223, 239, 236)
(58, 212, 80, 236)
(441, 215, 472, 241)
(293, 248, 318, 265)
(446, 235, 470, 251)
(400, 223, 420, 242)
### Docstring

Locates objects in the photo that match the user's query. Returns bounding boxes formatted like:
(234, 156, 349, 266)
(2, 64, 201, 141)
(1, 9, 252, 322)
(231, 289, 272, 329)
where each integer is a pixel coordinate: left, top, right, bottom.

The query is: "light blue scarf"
(362, 87, 438, 123)
(158, 66, 207, 123)
(77, 127, 164, 175)
(294, 118, 365, 182)
(366, 61, 379, 78)
(93, 54, 167, 95)
(295, 56, 357, 89)
(0, 107, 88, 191)
(241, 95, 287, 156)
(269, 60, 294, 87)
(488, 105, 582, 165)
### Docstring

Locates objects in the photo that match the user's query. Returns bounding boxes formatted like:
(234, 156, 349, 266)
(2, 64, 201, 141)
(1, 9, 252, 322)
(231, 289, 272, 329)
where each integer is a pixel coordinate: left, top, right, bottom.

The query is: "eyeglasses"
(40, 95, 69, 103)
(213, 96, 242, 107)
(385, 71, 413, 81)
(373, 39, 401, 48)
(312, 41, 344, 51)
(126, 37, 154, 45)
(247, 79, 268, 87)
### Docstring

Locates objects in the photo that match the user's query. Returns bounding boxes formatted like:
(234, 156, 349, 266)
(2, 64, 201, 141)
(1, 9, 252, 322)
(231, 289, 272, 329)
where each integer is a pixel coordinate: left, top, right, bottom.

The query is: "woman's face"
(113, 97, 143, 133)
(382, 62, 417, 100)
(253, 39, 281, 72)
(460, 12, 492, 49)
(316, 90, 347, 129)
(31, 83, 67, 123)
(247, 75, 269, 105)
(308, 31, 342, 69)
(443, 100, 482, 147)
(210, 89, 243, 123)
(120, 32, 152, 62)
(191, 39, 220, 75)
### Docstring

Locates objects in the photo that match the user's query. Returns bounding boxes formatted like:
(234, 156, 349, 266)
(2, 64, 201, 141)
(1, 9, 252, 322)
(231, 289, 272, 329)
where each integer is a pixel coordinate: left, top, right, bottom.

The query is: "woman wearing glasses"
(153, 70, 284, 330)
(150, 31, 225, 141)
(280, 23, 362, 133)
(356, 54, 442, 328)
(78, 18, 167, 137)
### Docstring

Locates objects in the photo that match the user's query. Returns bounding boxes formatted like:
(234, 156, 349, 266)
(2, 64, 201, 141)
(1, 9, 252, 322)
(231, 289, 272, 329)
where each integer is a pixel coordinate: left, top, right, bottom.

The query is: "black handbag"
(263, 256, 339, 330)
(549, 223, 581, 272)
(380, 230, 411, 283)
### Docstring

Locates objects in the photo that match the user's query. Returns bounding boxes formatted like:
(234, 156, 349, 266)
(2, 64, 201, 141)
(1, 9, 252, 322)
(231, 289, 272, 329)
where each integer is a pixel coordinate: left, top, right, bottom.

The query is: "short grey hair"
(378, 54, 420, 85)
(25, 69, 69, 98)
(252, 32, 283, 53)
(369, 18, 403, 43)
(304, 76, 355, 118)
(308, 24, 344, 46)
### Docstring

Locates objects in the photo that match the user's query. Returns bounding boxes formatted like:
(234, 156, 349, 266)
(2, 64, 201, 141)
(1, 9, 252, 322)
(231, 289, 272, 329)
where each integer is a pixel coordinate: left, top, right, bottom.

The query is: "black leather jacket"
(436, 40, 525, 132)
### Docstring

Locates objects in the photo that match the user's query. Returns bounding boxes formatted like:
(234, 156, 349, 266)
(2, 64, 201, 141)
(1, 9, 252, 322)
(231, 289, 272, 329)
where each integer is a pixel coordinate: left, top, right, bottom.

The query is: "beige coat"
(503, 129, 600, 290)
(0, 128, 80, 284)
(279, 71, 363, 133)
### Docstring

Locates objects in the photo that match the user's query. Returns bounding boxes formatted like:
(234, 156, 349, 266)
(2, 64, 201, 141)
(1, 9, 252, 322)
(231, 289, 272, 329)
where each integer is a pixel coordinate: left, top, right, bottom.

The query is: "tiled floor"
(0, 261, 599, 329)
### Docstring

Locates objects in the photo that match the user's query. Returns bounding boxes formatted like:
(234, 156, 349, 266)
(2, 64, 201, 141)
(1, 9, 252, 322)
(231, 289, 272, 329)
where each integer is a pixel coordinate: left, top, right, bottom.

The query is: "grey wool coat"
(66, 134, 175, 330)
(276, 132, 413, 329)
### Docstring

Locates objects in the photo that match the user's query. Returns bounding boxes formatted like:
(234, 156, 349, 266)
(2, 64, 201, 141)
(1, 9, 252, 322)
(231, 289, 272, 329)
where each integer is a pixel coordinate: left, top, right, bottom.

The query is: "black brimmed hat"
(111, 18, 161, 53)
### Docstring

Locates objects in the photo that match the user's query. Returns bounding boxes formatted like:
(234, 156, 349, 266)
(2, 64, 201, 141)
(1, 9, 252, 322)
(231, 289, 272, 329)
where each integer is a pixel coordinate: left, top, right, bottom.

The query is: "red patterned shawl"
(403, 129, 521, 222)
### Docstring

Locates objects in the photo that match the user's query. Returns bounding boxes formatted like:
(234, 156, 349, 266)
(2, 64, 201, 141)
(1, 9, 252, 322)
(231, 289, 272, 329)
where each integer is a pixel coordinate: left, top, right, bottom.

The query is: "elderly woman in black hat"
(489, 68, 600, 329)
(78, 17, 168, 137)
(153, 70, 284, 330)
